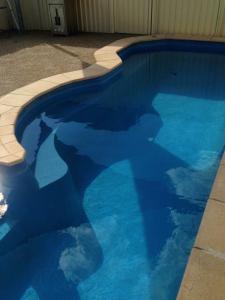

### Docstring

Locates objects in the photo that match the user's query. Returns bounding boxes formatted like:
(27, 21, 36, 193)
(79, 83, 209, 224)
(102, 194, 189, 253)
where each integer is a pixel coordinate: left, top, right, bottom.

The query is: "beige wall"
(0, 0, 10, 30)
(215, 0, 225, 36)
(20, 0, 50, 30)
(114, 0, 152, 34)
(152, 0, 220, 36)
(18, 0, 225, 37)
(76, 0, 112, 33)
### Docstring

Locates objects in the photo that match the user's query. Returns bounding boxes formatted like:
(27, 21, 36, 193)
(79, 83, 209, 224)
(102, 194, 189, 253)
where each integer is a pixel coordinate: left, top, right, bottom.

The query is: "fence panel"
(215, 0, 225, 37)
(77, 0, 112, 33)
(153, 0, 220, 36)
(113, 0, 152, 34)
(20, 0, 50, 30)
(18, 0, 225, 37)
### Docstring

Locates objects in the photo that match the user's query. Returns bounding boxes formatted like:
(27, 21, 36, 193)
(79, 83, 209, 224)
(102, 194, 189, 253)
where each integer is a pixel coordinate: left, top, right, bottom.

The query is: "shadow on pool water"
(0, 47, 225, 299)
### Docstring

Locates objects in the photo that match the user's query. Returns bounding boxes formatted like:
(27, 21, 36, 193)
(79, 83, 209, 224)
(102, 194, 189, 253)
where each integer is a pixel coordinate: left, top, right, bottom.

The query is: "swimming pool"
(1, 40, 225, 299)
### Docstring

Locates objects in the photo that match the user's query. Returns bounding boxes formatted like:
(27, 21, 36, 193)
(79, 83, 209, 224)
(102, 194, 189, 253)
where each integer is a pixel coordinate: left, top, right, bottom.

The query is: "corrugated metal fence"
(20, 0, 50, 30)
(152, 0, 221, 36)
(14, 0, 225, 37)
(76, 0, 112, 33)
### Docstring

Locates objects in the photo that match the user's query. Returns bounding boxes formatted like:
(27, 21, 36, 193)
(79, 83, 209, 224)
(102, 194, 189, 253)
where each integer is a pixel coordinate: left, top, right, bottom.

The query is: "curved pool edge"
(1, 33, 225, 166)
(0, 33, 225, 299)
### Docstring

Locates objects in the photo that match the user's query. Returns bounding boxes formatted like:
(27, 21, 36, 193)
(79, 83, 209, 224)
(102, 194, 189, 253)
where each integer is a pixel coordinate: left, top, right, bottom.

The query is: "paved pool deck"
(0, 31, 129, 97)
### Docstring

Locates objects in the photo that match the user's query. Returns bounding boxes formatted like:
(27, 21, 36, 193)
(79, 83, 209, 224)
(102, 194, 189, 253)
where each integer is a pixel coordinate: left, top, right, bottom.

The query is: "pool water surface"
(1, 43, 225, 299)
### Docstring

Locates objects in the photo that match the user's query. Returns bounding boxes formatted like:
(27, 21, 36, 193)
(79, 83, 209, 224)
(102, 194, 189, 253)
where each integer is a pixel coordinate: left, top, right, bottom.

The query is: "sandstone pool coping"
(1, 34, 225, 299)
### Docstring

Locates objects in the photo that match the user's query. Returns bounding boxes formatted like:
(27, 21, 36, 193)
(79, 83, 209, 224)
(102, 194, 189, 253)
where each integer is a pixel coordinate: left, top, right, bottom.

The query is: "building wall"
(17, 0, 225, 37)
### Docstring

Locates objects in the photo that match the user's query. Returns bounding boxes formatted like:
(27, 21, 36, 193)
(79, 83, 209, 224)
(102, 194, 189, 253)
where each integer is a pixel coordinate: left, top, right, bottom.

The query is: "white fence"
(10, 0, 225, 37)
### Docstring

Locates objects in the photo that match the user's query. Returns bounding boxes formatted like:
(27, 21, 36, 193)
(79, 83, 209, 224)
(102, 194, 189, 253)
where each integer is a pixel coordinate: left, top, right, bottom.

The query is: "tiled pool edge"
(177, 161, 225, 299)
(1, 34, 225, 299)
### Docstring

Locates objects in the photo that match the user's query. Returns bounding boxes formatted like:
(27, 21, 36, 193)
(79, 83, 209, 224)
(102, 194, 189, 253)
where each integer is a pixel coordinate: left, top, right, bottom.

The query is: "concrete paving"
(0, 31, 130, 97)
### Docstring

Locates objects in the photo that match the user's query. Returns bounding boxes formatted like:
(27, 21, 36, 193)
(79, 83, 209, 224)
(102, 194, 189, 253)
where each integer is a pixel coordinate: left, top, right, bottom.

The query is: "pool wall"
(1, 34, 225, 299)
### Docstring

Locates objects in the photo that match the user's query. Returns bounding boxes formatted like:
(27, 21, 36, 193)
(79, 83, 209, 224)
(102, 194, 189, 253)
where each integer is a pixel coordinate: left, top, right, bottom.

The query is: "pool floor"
(1, 49, 225, 299)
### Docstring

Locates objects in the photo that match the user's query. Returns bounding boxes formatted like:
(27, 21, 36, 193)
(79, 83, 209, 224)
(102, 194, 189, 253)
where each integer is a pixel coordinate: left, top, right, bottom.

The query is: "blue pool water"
(1, 40, 225, 299)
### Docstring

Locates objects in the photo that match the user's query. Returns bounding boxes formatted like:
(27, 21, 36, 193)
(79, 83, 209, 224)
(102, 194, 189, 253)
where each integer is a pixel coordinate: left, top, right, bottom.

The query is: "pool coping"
(1, 34, 225, 299)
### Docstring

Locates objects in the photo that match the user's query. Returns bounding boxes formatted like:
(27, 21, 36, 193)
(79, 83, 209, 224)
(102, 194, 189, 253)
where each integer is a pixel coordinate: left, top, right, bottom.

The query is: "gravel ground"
(0, 31, 131, 97)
